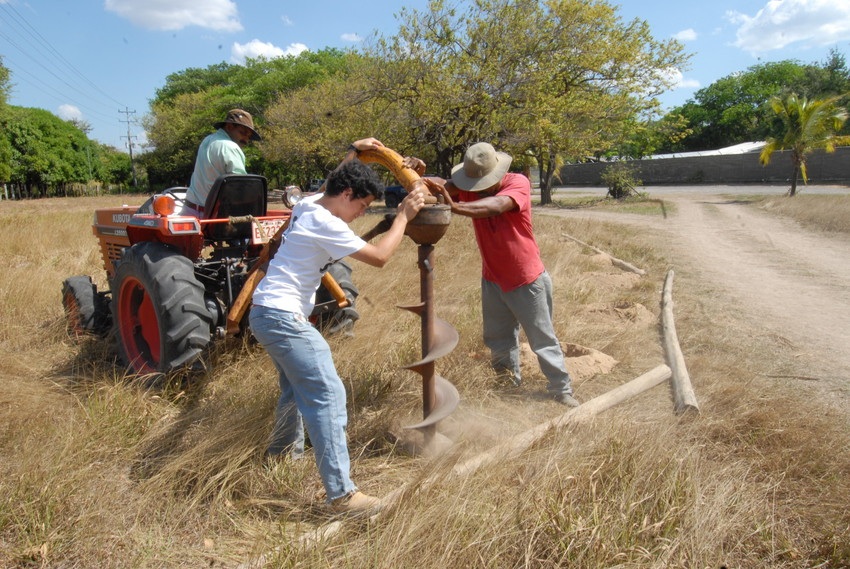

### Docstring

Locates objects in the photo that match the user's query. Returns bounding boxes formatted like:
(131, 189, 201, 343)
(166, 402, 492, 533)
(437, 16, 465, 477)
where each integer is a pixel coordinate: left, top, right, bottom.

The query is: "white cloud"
(230, 40, 308, 64)
(57, 104, 83, 121)
(673, 28, 697, 42)
(104, 0, 242, 32)
(661, 68, 701, 91)
(727, 0, 850, 54)
(281, 15, 293, 26)
(341, 32, 363, 42)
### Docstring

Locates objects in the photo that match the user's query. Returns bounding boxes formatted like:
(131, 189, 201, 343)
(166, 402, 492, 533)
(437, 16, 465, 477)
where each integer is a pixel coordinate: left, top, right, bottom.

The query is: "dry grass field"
(1, 191, 849, 568)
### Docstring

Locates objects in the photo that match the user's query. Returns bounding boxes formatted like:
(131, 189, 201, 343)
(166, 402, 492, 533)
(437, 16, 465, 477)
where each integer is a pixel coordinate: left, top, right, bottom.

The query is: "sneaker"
(330, 491, 383, 515)
(555, 393, 581, 408)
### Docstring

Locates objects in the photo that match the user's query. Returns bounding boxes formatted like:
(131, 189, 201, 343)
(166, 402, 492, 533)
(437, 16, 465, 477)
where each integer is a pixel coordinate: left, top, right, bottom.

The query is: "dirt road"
(539, 185, 850, 400)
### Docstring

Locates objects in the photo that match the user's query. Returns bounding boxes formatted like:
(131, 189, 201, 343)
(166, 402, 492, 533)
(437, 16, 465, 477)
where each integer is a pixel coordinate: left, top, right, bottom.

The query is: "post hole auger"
(358, 147, 460, 444)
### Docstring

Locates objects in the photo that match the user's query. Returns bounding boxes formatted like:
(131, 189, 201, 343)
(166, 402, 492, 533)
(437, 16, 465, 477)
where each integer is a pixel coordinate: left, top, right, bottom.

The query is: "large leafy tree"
(759, 93, 849, 196)
(97, 143, 135, 188)
(0, 58, 132, 197)
(505, 0, 687, 202)
(3, 107, 94, 197)
(801, 49, 850, 101)
(351, 0, 686, 203)
(262, 55, 404, 186)
(142, 49, 350, 187)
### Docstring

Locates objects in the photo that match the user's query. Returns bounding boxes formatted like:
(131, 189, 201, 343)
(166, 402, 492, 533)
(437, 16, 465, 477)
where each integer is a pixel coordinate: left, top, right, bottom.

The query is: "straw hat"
(450, 142, 512, 191)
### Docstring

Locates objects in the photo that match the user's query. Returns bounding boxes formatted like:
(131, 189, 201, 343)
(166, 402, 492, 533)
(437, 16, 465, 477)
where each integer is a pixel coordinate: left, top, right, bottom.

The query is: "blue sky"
(1, 0, 849, 152)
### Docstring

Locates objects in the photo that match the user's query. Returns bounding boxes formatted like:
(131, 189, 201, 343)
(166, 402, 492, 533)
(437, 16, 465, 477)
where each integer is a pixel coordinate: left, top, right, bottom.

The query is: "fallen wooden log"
(661, 269, 699, 414)
(448, 364, 672, 479)
(561, 232, 646, 275)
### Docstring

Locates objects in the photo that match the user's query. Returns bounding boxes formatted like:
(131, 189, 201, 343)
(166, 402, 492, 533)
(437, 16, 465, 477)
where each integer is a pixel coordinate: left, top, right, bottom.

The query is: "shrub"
(600, 162, 642, 199)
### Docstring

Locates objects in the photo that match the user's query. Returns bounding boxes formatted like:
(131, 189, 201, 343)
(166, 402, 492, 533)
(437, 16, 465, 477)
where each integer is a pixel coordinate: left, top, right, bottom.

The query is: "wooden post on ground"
(561, 232, 646, 275)
(661, 269, 699, 414)
(449, 364, 672, 478)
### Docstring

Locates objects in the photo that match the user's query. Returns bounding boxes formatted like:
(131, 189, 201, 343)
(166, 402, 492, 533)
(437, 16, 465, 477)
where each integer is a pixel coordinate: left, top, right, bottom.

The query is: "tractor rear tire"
(111, 242, 213, 375)
(62, 276, 109, 337)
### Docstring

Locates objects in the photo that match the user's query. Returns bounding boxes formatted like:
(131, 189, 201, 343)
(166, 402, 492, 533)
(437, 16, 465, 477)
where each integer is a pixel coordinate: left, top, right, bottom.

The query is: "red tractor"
(61, 175, 358, 376)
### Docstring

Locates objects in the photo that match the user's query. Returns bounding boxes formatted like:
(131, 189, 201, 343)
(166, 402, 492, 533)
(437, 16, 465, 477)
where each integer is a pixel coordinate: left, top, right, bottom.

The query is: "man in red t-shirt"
(427, 142, 579, 407)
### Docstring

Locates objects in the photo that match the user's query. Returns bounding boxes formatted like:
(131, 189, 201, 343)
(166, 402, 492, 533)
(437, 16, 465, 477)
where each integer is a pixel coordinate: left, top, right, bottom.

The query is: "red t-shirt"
(456, 173, 545, 292)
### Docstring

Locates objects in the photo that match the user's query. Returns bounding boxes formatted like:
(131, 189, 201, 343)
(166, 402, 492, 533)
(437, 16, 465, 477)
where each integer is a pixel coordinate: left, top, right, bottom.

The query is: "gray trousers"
(481, 271, 573, 396)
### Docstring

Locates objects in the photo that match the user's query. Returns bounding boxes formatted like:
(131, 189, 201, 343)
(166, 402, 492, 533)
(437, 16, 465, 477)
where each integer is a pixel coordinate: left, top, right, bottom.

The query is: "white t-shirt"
(252, 193, 366, 317)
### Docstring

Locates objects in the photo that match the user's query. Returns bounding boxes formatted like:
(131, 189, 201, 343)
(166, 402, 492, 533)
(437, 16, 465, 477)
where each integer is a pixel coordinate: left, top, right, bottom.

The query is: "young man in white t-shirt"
(250, 137, 426, 515)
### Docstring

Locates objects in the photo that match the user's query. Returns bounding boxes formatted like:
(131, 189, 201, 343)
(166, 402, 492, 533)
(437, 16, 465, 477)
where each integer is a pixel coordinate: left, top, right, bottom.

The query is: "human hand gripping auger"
(226, 147, 459, 444)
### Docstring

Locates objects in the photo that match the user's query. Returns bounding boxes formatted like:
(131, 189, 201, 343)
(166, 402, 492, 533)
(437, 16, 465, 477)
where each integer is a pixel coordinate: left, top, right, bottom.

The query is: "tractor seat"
(202, 174, 269, 241)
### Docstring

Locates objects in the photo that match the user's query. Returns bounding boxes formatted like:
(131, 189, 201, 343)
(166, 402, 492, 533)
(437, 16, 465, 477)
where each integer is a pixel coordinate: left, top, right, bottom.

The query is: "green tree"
(262, 58, 397, 186)
(153, 62, 239, 104)
(97, 143, 135, 189)
(143, 49, 350, 186)
(802, 49, 850, 100)
(1, 106, 111, 197)
(358, 0, 687, 203)
(662, 55, 850, 153)
(0, 57, 12, 188)
(608, 112, 691, 159)
(759, 93, 849, 196)
(507, 0, 687, 202)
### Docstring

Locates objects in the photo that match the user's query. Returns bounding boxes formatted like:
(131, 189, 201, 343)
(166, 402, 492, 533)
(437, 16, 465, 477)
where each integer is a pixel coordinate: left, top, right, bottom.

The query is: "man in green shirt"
(181, 109, 261, 217)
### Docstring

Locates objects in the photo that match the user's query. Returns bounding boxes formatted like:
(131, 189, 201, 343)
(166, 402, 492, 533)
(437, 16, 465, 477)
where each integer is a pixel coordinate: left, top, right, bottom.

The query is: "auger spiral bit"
(357, 146, 459, 441)
(399, 243, 460, 439)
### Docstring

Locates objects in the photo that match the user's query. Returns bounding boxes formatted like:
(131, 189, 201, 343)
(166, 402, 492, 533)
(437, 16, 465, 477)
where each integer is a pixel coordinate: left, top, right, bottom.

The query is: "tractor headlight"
(282, 185, 303, 208)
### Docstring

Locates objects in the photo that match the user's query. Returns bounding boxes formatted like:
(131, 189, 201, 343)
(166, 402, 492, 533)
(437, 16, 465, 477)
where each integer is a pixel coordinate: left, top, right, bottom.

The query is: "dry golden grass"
(757, 194, 850, 233)
(1, 193, 849, 567)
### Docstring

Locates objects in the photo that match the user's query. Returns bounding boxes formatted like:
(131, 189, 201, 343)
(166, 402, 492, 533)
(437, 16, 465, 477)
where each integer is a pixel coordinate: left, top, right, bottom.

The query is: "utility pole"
(119, 107, 138, 188)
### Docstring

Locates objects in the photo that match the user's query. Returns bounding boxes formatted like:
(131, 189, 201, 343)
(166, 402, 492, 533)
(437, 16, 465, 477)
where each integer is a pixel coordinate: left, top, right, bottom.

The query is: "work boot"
(554, 393, 581, 408)
(330, 491, 383, 515)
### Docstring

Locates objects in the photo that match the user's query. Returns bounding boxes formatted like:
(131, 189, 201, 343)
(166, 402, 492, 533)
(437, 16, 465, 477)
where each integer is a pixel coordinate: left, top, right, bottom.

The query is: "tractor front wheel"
(111, 242, 213, 375)
(61, 276, 109, 338)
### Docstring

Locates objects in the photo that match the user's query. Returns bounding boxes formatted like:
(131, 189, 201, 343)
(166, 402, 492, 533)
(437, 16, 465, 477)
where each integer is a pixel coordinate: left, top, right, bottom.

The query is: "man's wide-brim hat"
(214, 109, 261, 141)
(451, 142, 512, 192)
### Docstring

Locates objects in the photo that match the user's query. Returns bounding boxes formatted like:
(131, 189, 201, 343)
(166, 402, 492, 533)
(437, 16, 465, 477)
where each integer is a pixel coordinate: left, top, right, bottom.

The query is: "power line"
(0, 2, 126, 109)
(120, 107, 139, 186)
(0, 52, 121, 125)
(0, 1, 133, 147)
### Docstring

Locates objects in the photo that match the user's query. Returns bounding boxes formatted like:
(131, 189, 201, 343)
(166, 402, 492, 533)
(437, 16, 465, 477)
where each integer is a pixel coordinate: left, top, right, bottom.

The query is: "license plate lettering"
(251, 219, 286, 244)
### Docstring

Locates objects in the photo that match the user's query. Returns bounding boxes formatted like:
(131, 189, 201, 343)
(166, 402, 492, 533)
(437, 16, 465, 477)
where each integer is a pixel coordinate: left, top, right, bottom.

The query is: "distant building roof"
(647, 141, 766, 160)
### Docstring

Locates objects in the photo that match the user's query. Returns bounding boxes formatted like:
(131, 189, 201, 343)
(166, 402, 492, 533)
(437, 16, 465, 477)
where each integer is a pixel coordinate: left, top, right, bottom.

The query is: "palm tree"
(759, 93, 849, 196)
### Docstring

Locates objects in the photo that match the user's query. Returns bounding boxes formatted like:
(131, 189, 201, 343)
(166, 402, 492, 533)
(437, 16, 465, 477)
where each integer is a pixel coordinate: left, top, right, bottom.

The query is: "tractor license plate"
(252, 219, 286, 245)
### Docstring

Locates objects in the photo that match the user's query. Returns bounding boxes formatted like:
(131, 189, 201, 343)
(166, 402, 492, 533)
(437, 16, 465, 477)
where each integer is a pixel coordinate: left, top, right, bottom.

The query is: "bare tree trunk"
(539, 155, 555, 205)
(789, 165, 799, 197)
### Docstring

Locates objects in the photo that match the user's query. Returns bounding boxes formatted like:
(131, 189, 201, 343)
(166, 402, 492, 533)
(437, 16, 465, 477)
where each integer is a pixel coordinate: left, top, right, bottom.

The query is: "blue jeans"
(249, 305, 356, 502)
(481, 271, 573, 396)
